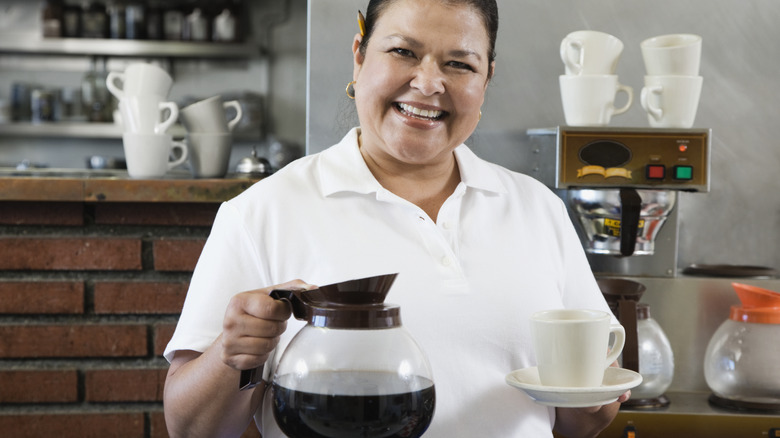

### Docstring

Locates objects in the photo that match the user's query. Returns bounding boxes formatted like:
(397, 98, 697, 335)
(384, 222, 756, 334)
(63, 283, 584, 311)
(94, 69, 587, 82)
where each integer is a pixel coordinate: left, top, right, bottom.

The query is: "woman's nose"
(409, 61, 445, 96)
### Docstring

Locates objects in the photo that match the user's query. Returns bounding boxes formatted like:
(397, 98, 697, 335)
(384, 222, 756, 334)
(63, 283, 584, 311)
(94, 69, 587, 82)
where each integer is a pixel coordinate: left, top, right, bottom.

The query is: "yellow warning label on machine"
(604, 218, 645, 237)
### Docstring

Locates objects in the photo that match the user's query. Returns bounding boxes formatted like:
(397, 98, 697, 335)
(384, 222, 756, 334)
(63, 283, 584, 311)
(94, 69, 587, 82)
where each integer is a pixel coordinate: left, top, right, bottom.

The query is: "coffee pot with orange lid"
(242, 273, 435, 438)
(704, 282, 780, 409)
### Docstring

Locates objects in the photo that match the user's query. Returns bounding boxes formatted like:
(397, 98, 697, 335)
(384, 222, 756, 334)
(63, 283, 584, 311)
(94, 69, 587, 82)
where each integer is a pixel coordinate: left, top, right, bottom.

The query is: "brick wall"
(0, 201, 261, 438)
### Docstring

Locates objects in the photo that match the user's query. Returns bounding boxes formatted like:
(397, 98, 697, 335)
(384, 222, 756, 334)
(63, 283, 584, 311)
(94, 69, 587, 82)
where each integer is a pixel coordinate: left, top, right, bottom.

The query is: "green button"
(674, 166, 693, 180)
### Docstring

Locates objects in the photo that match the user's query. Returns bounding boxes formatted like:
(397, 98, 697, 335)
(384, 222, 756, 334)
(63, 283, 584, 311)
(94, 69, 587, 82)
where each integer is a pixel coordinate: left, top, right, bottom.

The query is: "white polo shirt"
(165, 128, 613, 437)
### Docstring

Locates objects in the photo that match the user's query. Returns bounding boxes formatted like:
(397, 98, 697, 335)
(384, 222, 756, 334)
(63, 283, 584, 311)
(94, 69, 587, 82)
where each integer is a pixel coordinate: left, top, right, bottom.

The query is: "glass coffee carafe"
(265, 274, 435, 438)
(598, 278, 674, 408)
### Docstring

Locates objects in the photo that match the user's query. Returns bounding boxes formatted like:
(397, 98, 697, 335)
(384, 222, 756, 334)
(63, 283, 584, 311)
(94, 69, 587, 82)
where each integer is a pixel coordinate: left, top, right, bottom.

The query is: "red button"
(646, 165, 665, 180)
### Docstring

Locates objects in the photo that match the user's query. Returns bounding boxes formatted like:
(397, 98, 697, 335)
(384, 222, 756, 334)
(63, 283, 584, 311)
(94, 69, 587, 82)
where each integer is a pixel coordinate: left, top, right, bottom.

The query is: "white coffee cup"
(641, 34, 702, 76)
(180, 95, 243, 133)
(560, 30, 624, 75)
(106, 63, 174, 101)
(122, 133, 188, 179)
(640, 75, 703, 128)
(119, 96, 179, 134)
(185, 132, 234, 178)
(559, 74, 633, 126)
(532, 309, 625, 388)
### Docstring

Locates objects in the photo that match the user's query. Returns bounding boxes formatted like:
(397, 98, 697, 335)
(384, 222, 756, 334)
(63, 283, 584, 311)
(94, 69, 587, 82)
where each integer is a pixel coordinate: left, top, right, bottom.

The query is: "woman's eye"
(447, 61, 475, 71)
(391, 48, 415, 57)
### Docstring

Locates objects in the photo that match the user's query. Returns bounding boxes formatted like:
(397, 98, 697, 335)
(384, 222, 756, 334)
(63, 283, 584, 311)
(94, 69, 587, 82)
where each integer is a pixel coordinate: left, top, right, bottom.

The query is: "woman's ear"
(352, 34, 364, 62)
(352, 33, 365, 79)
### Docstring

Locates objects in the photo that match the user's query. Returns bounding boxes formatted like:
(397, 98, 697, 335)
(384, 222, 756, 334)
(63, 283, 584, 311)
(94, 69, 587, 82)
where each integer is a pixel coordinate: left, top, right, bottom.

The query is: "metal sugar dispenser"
(264, 274, 436, 438)
(598, 278, 675, 409)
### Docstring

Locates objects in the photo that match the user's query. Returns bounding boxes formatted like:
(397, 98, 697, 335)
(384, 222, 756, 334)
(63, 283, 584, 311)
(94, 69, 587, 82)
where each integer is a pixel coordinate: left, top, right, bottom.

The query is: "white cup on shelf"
(118, 96, 179, 134)
(122, 132, 188, 179)
(180, 95, 243, 133)
(559, 74, 633, 126)
(641, 34, 702, 76)
(640, 75, 703, 128)
(560, 30, 624, 76)
(106, 63, 174, 101)
(185, 132, 234, 178)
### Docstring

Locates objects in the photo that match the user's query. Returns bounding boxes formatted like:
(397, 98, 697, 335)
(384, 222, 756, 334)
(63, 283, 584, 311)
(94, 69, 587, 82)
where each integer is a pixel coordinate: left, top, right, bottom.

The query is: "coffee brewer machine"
(525, 126, 711, 408)
(526, 126, 710, 276)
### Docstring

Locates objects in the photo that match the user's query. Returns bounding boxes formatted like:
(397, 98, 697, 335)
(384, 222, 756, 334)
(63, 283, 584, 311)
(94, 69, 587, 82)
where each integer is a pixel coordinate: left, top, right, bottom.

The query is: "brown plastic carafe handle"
(619, 188, 641, 257)
(618, 299, 639, 372)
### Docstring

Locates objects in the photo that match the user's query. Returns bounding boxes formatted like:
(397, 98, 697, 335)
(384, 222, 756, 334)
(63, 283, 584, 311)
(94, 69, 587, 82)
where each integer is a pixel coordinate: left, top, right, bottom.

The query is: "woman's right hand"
(220, 279, 315, 371)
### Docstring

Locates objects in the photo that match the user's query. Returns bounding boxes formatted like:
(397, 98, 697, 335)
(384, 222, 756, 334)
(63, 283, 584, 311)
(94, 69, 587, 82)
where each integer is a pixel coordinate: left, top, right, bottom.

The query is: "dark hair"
(358, 0, 498, 75)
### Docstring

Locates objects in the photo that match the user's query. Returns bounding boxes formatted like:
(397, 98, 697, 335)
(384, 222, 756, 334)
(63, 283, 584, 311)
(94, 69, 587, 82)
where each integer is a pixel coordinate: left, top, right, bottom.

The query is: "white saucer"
(505, 367, 643, 408)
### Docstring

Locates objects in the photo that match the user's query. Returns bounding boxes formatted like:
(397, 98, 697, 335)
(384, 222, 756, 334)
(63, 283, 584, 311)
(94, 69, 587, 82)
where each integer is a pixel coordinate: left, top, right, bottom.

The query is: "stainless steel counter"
(598, 391, 780, 438)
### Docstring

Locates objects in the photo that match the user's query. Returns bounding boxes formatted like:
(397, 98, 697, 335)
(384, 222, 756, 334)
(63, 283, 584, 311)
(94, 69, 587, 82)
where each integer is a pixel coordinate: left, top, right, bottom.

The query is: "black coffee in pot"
(272, 371, 435, 438)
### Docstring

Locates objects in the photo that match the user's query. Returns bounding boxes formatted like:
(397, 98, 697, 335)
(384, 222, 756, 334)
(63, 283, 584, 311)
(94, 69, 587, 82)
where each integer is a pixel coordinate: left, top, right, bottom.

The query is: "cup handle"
(224, 100, 243, 132)
(155, 102, 180, 134)
(559, 38, 583, 75)
(105, 72, 125, 101)
(605, 323, 626, 368)
(612, 84, 634, 116)
(640, 85, 664, 121)
(168, 140, 189, 170)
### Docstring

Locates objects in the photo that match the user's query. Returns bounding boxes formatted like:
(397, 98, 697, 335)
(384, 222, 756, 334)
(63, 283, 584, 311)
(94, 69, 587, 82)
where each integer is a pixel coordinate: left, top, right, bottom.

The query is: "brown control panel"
(556, 127, 710, 192)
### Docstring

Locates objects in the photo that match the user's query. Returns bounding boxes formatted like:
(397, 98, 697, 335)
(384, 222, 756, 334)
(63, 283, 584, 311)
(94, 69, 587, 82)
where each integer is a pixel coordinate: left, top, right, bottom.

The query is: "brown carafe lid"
(271, 273, 402, 329)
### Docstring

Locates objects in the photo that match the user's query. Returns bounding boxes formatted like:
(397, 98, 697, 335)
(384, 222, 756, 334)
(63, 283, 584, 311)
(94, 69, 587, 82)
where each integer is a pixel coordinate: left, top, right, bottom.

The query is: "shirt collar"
(318, 127, 508, 197)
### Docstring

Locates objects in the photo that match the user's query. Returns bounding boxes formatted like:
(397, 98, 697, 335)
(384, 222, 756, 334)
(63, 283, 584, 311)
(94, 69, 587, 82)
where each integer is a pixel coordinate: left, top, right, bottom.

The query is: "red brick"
(95, 202, 219, 226)
(0, 281, 84, 314)
(94, 281, 188, 314)
(150, 411, 169, 438)
(153, 238, 206, 271)
(0, 201, 84, 225)
(85, 368, 167, 402)
(0, 370, 78, 403)
(0, 413, 144, 438)
(154, 323, 177, 357)
(0, 237, 142, 270)
(0, 324, 147, 358)
(149, 412, 262, 438)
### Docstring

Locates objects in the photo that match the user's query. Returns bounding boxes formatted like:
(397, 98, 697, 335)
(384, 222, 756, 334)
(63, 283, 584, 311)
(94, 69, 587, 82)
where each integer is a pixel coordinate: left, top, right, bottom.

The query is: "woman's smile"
(396, 102, 446, 121)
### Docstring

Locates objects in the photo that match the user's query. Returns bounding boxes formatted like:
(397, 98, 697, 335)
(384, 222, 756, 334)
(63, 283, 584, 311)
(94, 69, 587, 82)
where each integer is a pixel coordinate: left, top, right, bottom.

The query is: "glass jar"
(42, 0, 64, 38)
(704, 306, 780, 403)
(632, 303, 674, 400)
(81, 1, 108, 39)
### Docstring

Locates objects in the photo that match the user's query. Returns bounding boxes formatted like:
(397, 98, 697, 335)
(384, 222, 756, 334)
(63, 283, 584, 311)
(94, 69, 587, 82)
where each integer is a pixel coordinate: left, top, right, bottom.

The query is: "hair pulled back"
(358, 0, 498, 75)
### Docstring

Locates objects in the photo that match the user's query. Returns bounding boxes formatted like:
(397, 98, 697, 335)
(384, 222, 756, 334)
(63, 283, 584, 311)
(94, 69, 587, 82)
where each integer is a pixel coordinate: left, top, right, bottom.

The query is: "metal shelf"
(0, 36, 262, 58)
(0, 123, 261, 140)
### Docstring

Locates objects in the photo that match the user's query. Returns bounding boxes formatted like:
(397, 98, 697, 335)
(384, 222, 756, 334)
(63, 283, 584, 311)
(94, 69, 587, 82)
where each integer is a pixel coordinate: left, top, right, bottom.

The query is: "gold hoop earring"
(346, 81, 356, 99)
(479, 110, 482, 121)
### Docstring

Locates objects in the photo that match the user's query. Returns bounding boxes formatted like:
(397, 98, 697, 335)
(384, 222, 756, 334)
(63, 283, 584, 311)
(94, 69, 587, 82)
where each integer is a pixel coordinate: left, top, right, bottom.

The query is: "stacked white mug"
(640, 34, 703, 128)
(179, 95, 243, 178)
(559, 30, 633, 127)
(106, 63, 187, 179)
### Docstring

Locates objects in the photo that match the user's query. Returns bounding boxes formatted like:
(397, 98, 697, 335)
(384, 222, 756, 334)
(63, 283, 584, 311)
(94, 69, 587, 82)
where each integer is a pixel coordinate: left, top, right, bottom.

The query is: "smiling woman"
(162, 1, 626, 437)
(350, 0, 496, 220)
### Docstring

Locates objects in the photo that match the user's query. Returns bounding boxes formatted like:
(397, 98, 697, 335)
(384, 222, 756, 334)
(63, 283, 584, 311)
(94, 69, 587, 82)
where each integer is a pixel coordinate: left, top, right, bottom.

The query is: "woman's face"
(352, 0, 494, 168)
